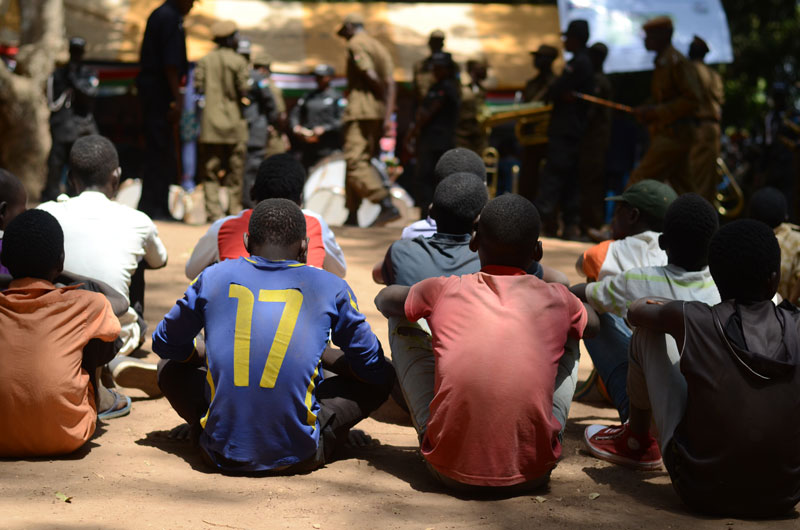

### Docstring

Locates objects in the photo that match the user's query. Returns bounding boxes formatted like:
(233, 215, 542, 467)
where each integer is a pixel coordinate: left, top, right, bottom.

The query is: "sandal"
(97, 389, 132, 420)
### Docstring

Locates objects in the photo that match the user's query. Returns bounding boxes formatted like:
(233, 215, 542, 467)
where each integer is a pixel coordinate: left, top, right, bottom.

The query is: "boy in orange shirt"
(0, 209, 122, 457)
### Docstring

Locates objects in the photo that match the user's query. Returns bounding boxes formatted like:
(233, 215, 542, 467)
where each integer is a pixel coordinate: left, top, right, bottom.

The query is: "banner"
(557, 0, 733, 74)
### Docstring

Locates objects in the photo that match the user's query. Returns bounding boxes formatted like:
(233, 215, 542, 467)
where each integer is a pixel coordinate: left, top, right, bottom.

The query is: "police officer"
(688, 35, 724, 203)
(290, 64, 344, 172)
(628, 16, 702, 195)
(455, 57, 489, 155)
(412, 30, 447, 107)
(42, 37, 99, 201)
(405, 52, 460, 217)
(195, 20, 250, 222)
(536, 20, 594, 240)
(578, 42, 613, 231)
(238, 39, 277, 209)
(337, 13, 400, 226)
(519, 44, 558, 202)
(137, 0, 194, 219)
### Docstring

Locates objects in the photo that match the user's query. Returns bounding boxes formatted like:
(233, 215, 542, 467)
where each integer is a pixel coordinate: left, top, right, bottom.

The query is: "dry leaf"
(534, 496, 547, 503)
(55, 492, 72, 503)
(311, 524, 321, 529)
(588, 492, 600, 500)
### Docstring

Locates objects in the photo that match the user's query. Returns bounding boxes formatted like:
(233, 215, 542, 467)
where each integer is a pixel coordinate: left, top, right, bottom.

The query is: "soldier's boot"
(344, 210, 360, 227)
(369, 197, 401, 227)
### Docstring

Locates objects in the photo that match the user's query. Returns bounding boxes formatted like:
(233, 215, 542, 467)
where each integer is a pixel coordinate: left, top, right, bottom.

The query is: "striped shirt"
(585, 264, 720, 319)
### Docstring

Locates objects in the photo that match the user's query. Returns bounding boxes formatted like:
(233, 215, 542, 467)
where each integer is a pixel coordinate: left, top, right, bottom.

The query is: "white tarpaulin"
(557, 0, 733, 74)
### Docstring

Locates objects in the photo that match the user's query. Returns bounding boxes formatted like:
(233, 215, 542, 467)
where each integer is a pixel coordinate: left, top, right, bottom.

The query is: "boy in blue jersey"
(153, 198, 394, 474)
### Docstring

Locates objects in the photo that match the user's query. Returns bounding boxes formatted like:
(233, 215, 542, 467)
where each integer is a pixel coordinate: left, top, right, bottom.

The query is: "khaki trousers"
(628, 128, 695, 195)
(199, 142, 245, 222)
(342, 119, 388, 212)
(689, 121, 721, 203)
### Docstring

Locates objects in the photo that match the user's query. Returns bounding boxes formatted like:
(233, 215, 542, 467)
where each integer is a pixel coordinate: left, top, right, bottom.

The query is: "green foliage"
(720, 0, 800, 128)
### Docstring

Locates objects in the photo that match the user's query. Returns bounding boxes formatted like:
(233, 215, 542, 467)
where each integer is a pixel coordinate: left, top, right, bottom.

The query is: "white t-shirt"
(38, 191, 168, 354)
(582, 231, 667, 281)
(585, 264, 721, 320)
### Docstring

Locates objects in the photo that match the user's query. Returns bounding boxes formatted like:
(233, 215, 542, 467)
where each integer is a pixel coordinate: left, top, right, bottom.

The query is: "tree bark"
(0, 0, 65, 200)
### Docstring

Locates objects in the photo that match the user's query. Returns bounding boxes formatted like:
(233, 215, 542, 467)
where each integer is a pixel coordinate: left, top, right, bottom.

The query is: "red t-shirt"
(217, 209, 327, 268)
(405, 266, 587, 486)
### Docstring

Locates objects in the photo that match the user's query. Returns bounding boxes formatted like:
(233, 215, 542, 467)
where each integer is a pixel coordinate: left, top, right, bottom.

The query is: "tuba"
(714, 156, 745, 218)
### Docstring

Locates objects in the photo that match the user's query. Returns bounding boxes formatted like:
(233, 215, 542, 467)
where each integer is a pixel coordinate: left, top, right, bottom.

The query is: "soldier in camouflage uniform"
(628, 17, 703, 195)
(43, 37, 99, 201)
(195, 20, 250, 221)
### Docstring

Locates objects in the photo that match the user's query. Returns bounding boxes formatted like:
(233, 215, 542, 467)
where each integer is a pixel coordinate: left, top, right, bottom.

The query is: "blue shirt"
(152, 256, 388, 471)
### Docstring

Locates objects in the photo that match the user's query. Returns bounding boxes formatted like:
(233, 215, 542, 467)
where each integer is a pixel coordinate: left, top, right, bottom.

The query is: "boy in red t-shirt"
(376, 194, 598, 493)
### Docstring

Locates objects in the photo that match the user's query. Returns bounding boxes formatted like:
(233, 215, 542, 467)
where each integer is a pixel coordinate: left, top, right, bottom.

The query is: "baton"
(573, 92, 634, 114)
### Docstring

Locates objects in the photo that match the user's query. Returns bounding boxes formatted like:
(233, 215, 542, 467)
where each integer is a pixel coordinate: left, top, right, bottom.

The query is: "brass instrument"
(480, 103, 552, 196)
(714, 156, 745, 218)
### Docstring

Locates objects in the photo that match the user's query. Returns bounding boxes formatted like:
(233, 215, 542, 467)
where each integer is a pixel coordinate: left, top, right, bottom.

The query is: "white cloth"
(38, 191, 168, 354)
(184, 208, 347, 280)
(585, 264, 721, 320)
(597, 231, 667, 280)
(401, 217, 437, 240)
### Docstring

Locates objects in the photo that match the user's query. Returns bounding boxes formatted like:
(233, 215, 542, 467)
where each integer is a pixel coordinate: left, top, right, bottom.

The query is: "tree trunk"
(0, 0, 64, 201)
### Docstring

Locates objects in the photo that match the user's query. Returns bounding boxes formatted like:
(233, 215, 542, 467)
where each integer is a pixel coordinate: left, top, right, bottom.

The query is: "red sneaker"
(583, 423, 662, 470)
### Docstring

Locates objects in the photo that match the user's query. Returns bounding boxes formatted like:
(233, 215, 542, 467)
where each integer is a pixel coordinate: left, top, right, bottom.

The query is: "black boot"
(344, 210, 359, 227)
(370, 197, 401, 227)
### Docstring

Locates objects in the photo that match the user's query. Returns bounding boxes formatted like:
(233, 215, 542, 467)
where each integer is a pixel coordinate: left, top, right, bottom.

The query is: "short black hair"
(0, 168, 25, 206)
(479, 193, 541, 248)
(709, 219, 780, 302)
(68, 135, 119, 188)
(432, 172, 488, 234)
(662, 193, 719, 270)
(1, 209, 64, 280)
(434, 148, 487, 183)
(253, 154, 306, 204)
(749, 187, 787, 229)
(248, 198, 306, 248)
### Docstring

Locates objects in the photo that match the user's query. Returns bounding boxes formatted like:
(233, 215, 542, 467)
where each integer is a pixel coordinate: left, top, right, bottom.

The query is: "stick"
(573, 92, 634, 113)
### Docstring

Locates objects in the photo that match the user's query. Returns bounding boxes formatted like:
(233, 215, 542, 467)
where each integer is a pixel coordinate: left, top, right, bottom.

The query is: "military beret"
(252, 51, 272, 67)
(691, 35, 710, 55)
(643, 16, 673, 32)
(562, 19, 590, 43)
(211, 20, 237, 39)
(531, 44, 559, 58)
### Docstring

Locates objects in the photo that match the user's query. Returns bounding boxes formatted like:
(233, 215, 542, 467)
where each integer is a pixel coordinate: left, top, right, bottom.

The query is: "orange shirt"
(0, 278, 120, 457)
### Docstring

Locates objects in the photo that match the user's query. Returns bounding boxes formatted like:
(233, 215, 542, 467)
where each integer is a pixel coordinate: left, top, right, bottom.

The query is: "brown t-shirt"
(668, 300, 800, 517)
(343, 32, 393, 122)
(0, 279, 121, 457)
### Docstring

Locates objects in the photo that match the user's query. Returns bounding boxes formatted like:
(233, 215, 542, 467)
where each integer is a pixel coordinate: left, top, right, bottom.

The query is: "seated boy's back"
(155, 199, 389, 472)
(406, 267, 585, 484)
(0, 210, 120, 457)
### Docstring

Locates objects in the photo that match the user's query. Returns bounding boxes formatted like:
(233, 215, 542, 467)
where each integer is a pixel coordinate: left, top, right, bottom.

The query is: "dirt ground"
(1, 220, 797, 529)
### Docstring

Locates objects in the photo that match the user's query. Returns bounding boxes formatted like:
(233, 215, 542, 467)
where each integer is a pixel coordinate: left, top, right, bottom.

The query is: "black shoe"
(370, 204, 401, 227)
(343, 211, 359, 227)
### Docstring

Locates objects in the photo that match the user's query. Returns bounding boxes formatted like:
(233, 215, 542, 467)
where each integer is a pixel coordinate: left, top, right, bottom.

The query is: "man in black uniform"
(536, 19, 594, 240)
(290, 64, 344, 173)
(238, 39, 277, 209)
(136, 0, 194, 219)
(42, 37, 99, 201)
(404, 52, 460, 217)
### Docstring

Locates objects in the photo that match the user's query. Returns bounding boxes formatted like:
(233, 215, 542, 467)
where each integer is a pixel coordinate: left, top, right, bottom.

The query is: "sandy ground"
(1, 220, 797, 529)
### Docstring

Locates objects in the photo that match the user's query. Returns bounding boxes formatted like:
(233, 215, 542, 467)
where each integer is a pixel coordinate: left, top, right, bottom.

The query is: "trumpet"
(714, 156, 745, 218)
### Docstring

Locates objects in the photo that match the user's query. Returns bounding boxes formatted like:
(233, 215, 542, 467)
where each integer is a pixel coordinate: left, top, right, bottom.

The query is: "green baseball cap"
(606, 180, 678, 220)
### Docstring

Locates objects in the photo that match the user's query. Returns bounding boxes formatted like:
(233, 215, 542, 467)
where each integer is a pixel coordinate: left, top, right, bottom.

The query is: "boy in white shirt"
(570, 193, 720, 422)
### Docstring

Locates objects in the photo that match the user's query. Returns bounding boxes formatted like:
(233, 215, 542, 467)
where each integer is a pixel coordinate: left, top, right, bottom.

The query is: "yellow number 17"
(228, 285, 304, 388)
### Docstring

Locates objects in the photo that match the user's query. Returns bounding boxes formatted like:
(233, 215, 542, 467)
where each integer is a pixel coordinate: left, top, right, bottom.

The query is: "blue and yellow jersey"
(152, 256, 388, 472)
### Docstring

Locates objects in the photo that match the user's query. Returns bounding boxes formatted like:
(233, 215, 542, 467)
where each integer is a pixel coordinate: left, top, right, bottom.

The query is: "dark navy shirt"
(137, 0, 187, 102)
